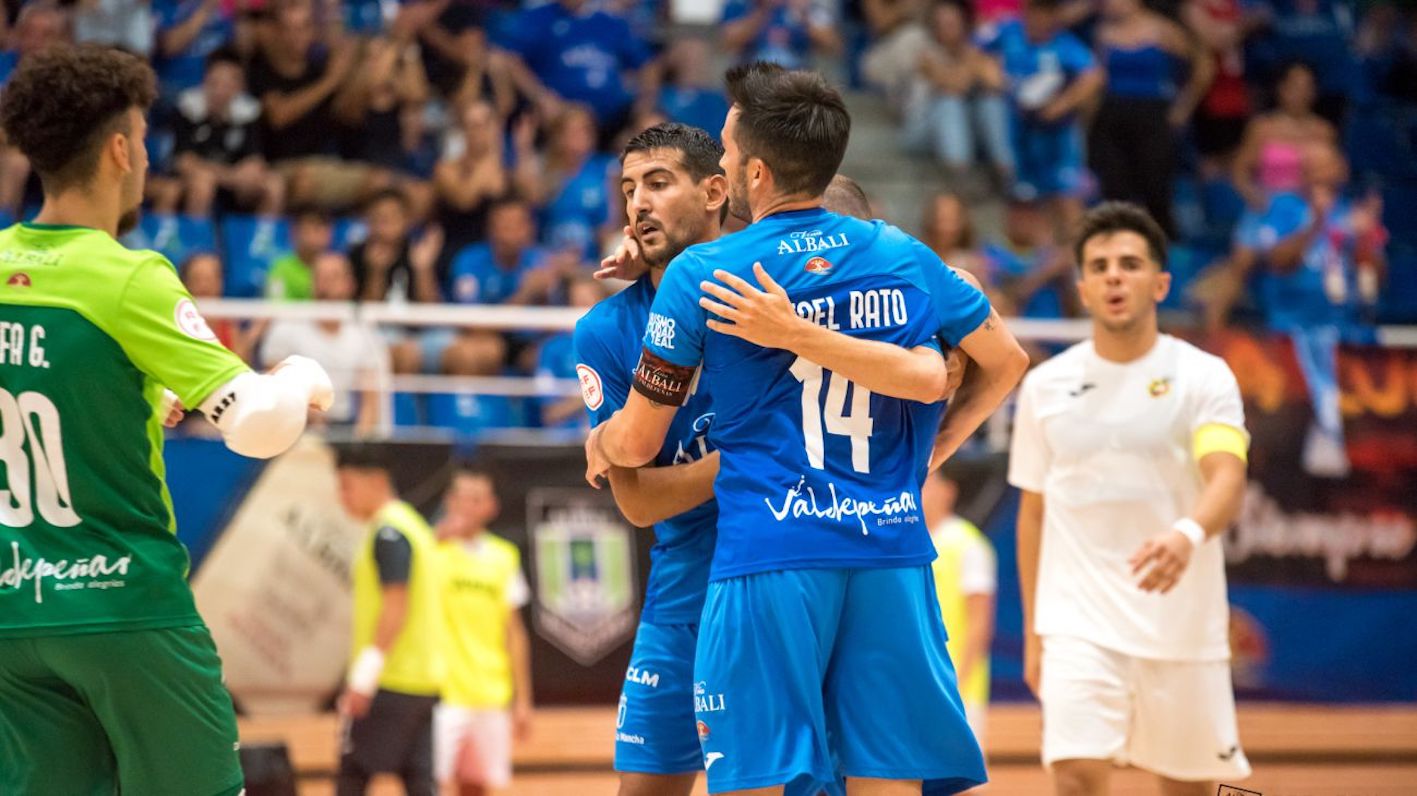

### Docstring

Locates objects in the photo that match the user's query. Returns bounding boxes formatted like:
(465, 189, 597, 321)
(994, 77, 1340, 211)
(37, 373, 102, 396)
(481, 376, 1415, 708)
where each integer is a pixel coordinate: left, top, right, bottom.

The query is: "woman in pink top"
(1231, 62, 1337, 211)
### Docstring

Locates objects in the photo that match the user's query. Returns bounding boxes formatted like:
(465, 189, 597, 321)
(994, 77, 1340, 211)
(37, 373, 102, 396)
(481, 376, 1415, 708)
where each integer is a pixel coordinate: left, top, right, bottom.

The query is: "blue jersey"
(640, 208, 990, 580)
(980, 20, 1095, 125)
(575, 278, 717, 625)
(544, 154, 616, 259)
(448, 243, 547, 304)
(153, 0, 235, 96)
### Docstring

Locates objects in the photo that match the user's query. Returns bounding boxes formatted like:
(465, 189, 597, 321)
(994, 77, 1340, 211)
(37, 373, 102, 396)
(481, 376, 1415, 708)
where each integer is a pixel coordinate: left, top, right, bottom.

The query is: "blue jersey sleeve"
(1058, 32, 1097, 76)
(918, 244, 992, 346)
(634, 251, 707, 406)
(1256, 194, 1312, 252)
(721, 0, 750, 23)
(573, 317, 634, 428)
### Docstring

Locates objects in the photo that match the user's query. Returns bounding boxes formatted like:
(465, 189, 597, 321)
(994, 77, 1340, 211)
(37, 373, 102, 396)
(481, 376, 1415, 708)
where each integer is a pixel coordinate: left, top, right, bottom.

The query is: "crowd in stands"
(0, 0, 1410, 439)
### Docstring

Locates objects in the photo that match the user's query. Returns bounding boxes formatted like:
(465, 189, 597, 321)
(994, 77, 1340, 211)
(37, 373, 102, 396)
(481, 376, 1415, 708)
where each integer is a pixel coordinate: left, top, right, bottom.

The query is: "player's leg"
(454, 708, 515, 796)
(616, 622, 703, 796)
(0, 637, 118, 795)
(434, 702, 473, 794)
(339, 688, 436, 795)
(695, 570, 848, 796)
(38, 626, 244, 796)
(825, 566, 985, 794)
(398, 695, 437, 795)
(1038, 635, 1133, 796)
(1127, 656, 1250, 790)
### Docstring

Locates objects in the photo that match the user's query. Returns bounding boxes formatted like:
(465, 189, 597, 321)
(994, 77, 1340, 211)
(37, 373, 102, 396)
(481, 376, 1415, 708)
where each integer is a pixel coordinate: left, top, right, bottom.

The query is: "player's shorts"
(1009, 119, 1089, 203)
(615, 621, 703, 775)
(339, 688, 438, 780)
(694, 566, 986, 795)
(1040, 634, 1252, 781)
(0, 624, 244, 796)
(434, 703, 512, 787)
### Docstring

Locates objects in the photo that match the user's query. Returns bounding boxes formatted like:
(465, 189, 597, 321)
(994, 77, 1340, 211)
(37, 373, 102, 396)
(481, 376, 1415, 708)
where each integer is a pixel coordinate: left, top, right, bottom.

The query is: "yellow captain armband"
(1193, 423, 1249, 463)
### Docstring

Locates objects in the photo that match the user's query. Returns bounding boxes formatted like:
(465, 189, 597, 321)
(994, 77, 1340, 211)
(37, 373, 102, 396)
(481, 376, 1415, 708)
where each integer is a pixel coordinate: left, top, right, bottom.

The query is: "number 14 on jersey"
(790, 357, 874, 474)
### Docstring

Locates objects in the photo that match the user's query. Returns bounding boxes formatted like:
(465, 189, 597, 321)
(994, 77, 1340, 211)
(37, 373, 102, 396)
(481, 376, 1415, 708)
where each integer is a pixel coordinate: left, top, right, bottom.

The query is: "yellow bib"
(930, 517, 991, 707)
(439, 533, 523, 709)
(352, 500, 445, 696)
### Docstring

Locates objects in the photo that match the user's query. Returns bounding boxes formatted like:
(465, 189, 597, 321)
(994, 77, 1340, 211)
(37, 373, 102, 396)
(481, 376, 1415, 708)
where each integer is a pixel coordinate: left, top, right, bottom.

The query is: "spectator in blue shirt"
(979, 0, 1103, 267)
(447, 198, 555, 306)
(153, 0, 237, 100)
(1251, 143, 1386, 477)
(498, 0, 653, 135)
(524, 105, 618, 259)
(656, 38, 730, 138)
(720, 0, 842, 69)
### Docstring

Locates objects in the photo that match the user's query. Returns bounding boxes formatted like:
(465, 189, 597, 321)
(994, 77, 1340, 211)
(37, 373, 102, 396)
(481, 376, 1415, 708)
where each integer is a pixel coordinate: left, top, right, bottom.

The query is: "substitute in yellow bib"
(922, 467, 997, 750)
(336, 447, 445, 794)
(434, 467, 534, 796)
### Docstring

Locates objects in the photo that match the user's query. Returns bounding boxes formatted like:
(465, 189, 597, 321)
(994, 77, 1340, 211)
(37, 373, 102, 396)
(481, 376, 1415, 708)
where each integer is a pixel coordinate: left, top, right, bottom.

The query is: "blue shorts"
(1010, 120, 1088, 202)
(615, 622, 702, 775)
(694, 566, 985, 795)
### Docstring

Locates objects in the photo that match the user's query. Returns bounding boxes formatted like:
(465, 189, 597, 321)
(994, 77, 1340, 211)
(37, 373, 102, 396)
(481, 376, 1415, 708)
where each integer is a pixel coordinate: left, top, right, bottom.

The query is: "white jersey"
(1009, 335, 1246, 662)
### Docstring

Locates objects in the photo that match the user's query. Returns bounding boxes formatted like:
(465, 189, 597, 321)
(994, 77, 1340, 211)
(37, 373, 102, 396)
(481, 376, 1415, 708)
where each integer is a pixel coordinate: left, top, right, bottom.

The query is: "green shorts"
(0, 624, 244, 796)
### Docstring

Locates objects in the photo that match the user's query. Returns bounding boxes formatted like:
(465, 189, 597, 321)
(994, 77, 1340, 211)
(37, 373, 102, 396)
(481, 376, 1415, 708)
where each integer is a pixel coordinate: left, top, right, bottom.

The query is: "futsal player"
(588, 64, 1028, 795)
(434, 467, 533, 796)
(0, 46, 332, 795)
(579, 124, 964, 796)
(1010, 202, 1252, 795)
(335, 448, 446, 795)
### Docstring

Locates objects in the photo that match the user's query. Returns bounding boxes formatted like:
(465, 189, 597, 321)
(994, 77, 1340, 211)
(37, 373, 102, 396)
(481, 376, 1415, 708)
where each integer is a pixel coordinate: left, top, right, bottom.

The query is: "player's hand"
(1037, 100, 1068, 124)
(1023, 631, 1042, 699)
(594, 226, 649, 281)
(700, 263, 804, 349)
(159, 389, 185, 428)
(584, 425, 610, 488)
(1129, 529, 1194, 594)
(270, 355, 335, 412)
(338, 688, 373, 719)
(513, 698, 533, 742)
(942, 349, 967, 401)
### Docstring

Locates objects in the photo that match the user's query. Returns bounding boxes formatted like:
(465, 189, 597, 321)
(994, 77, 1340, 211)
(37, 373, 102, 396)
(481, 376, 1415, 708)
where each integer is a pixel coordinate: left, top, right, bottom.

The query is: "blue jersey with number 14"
(640, 207, 989, 580)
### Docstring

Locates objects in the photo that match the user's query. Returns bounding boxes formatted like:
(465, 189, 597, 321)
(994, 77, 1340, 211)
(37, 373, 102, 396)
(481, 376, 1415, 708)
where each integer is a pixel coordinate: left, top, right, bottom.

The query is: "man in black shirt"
(247, 1, 388, 211)
(171, 49, 283, 216)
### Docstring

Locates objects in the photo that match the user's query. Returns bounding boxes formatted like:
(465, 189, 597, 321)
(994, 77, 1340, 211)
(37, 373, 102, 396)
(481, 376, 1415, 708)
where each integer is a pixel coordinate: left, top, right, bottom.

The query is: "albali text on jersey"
(637, 207, 990, 580)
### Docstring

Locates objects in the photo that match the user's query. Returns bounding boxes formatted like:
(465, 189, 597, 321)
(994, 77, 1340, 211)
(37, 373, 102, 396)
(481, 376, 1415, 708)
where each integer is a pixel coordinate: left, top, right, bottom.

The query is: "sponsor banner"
(191, 437, 363, 714)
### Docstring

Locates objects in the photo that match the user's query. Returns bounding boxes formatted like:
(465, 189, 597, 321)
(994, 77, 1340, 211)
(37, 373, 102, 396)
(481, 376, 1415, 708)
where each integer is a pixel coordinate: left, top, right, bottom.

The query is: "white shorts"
(433, 703, 512, 787)
(1040, 635, 1251, 782)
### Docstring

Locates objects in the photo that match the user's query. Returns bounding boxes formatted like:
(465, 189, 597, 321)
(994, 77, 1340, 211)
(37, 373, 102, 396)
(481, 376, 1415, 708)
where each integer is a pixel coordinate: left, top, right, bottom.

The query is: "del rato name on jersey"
(795, 289, 910, 332)
(0, 321, 52, 369)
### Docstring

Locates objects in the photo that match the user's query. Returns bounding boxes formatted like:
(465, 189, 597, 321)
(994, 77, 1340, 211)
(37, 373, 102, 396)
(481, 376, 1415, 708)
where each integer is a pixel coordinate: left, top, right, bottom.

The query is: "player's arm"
(699, 263, 951, 403)
(930, 309, 1029, 470)
(342, 529, 413, 717)
(506, 581, 534, 740)
(1131, 365, 1250, 593)
(607, 451, 720, 527)
(117, 259, 332, 459)
(586, 255, 709, 483)
(1016, 489, 1044, 698)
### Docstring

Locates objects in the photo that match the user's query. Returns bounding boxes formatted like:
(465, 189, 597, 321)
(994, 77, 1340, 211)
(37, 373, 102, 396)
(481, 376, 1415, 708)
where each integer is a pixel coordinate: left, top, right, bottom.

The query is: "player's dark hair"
(0, 45, 157, 194)
(335, 443, 391, 472)
(1073, 201, 1169, 270)
(823, 174, 872, 220)
(621, 122, 725, 183)
(724, 62, 850, 198)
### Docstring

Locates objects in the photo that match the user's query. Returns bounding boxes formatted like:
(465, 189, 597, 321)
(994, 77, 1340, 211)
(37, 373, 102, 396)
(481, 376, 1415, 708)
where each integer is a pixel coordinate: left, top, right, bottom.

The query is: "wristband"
(347, 646, 385, 696)
(1173, 517, 1207, 548)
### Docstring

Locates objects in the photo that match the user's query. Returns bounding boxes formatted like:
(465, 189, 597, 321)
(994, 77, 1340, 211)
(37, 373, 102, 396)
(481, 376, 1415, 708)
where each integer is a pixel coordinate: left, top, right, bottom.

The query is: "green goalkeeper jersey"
(0, 223, 249, 638)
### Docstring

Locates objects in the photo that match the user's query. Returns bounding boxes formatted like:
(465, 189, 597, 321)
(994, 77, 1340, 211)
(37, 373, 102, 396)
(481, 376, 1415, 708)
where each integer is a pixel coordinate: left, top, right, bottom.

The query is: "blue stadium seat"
(122, 213, 218, 269)
(220, 215, 291, 297)
(426, 392, 524, 438)
(1378, 243, 1417, 324)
